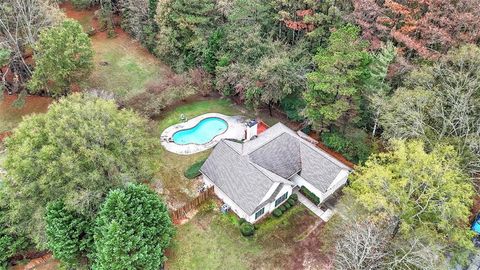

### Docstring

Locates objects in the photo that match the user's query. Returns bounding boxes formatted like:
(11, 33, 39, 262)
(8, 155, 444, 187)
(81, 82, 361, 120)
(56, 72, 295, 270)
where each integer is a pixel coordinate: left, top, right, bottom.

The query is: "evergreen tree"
(156, 0, 219, 70)
(45, 201, 93, 268)
(304, 24, 370, 132)
(93, 184, 174, 270)
(28, 19, 94, 97)
(363, 41, 396, 136)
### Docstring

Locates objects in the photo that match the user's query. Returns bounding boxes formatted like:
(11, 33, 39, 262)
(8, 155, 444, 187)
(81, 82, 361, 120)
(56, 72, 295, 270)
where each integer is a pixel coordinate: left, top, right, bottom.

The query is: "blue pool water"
(172, 117, 228, 145)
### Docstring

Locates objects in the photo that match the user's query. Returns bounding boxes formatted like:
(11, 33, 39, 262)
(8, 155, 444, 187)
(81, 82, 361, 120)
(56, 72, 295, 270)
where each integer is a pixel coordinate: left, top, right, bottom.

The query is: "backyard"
(151, 98, 251, 209)
(1, 3, 334, 269)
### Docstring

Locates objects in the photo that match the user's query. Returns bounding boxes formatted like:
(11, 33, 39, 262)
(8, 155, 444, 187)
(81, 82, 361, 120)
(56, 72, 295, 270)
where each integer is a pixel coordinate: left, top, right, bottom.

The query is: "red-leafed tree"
(352, 0, 480, 59)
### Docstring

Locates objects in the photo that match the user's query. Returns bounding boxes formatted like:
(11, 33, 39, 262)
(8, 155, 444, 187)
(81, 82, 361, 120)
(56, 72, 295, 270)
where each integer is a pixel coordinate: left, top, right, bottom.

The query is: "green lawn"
(155, 99, 242, 133)
(167, 203, 325, 270)
(88, 34, 170, 98)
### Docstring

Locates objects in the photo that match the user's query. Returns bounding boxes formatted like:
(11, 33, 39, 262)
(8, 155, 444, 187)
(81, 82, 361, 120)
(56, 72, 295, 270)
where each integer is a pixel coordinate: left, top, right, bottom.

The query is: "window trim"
(275, 192, 288, 207)
(255, 207, 265, 220)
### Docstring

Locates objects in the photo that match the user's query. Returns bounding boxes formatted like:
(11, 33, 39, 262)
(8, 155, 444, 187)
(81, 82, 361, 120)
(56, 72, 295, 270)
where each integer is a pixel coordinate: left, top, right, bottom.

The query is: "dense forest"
(1, 0, 479, 269)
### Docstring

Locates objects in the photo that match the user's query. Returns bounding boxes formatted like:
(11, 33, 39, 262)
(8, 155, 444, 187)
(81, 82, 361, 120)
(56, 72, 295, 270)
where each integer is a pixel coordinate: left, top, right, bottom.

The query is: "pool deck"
(160, 113, 246, 155)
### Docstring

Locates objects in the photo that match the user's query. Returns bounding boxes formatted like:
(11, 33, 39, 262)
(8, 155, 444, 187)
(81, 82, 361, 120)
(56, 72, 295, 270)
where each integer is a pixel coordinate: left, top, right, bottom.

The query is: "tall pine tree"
(304, 24, 370, 132)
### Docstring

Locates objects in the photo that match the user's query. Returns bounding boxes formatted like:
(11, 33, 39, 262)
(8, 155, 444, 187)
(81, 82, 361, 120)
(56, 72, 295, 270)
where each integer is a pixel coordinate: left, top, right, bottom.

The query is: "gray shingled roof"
(299, 143, 347, 192)
(200, 141, 277, 215)
(249, 133, 301, 178)
(201, 123, 351, 215)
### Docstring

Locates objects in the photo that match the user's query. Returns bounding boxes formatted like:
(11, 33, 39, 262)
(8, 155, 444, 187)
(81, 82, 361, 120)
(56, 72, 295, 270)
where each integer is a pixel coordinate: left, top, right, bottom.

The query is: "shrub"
(284, 202, 291, 209)
(238, 218, 246, 225)
(240, 222, 255, 237)
(279, 205, 287, 212)
(125, 71, 210, 117)
(281, 94, 306, 121)
(290, 194, 298, 202)
(300, 186, 320, 205)
(272, 209, 283, 217)
(287, 198, 295, 205)
(321, 129, 372, 164)
(184, 158, 207, 179)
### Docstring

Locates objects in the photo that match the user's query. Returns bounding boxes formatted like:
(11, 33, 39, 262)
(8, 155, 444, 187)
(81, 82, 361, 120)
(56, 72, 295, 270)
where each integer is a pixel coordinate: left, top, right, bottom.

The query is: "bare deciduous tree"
(334, 218, 447, 270)
(334, 220, 392, 270)
(380, 44, 480, 176)
(0, 0, 63, 88)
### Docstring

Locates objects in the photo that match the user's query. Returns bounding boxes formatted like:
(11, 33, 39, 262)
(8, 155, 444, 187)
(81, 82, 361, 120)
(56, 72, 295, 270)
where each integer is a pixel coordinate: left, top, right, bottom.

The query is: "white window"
(275, 192, 288, 207)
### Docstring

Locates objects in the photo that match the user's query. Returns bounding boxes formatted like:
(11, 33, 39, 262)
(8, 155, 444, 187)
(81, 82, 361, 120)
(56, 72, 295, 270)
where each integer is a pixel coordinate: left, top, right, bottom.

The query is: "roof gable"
(299, 143, 348, 192)
(200, 141, 275, 214)
(248, 133, 301, 178)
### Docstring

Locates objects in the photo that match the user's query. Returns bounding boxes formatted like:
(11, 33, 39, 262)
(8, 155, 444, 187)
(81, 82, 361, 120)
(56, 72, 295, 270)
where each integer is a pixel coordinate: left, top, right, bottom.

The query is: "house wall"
(322, 170, 349, 199)
(291, 174, 325, 203)
(246, 184, 292, 223)
(291, 171, 349, 204)
(202, 175, 251, 220)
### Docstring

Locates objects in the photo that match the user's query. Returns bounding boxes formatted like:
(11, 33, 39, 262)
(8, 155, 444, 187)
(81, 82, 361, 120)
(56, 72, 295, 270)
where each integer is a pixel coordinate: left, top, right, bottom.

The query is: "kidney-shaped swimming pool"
(172, 117, 228, 145)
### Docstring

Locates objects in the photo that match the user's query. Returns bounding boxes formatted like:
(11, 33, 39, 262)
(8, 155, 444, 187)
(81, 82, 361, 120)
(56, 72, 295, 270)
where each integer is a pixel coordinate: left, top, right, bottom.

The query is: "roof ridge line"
(222, 139, 242, 154)
(246, 131, 294, 155)
(249, 161, 277, 183)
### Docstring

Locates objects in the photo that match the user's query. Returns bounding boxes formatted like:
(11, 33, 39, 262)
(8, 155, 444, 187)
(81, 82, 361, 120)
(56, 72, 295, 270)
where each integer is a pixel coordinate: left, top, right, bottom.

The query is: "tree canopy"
(304, 24, 370, 131)
(93, 184, 174, 270)
(352, 0, 480, 59)
(0, 0, 63, 87)
(45, 200, 93, 268)
(28, 19, 94, 97)
(2, 93, 157, 247)
(345, 140, 475, 266)
(380, 44, 480, 175)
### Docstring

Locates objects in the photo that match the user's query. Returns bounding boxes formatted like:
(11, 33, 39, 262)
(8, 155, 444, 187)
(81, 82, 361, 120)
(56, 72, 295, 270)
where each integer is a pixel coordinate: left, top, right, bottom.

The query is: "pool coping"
(160, 113, 246, 155)
(171, 117, 229, 146)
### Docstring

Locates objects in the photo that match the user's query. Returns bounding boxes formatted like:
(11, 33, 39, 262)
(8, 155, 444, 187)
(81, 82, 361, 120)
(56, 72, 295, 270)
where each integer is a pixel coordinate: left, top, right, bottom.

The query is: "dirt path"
(0, 92, 52, 133)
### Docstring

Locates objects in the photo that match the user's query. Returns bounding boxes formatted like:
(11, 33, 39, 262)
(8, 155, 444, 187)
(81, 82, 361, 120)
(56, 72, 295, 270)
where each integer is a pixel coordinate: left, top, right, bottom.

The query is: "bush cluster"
(272, 194, 298, 218)
(240, 222, 255, 237)
(300, 186, 320, 205)
(184, 158, 207, 179)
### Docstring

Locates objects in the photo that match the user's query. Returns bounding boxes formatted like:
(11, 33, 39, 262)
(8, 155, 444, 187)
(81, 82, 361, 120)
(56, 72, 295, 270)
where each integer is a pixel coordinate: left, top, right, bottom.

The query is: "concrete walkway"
(295, 190, 334, 222)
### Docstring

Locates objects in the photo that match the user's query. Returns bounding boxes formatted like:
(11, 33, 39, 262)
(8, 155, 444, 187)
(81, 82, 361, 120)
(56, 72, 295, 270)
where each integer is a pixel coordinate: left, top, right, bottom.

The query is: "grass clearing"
(88, 33, 170, 98)
(155, 99, 241, 133)
(166, 204, 329, 270)
(62, 2, 172, 99)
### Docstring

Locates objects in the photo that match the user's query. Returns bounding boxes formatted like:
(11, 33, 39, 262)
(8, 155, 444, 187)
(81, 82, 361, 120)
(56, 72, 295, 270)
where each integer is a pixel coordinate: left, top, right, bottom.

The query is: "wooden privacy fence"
(170, 186, 214, 223)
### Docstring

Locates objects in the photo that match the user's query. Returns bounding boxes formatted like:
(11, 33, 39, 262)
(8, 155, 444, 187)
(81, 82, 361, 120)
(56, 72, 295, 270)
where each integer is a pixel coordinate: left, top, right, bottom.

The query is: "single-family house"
(200, 122, 353, 223)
